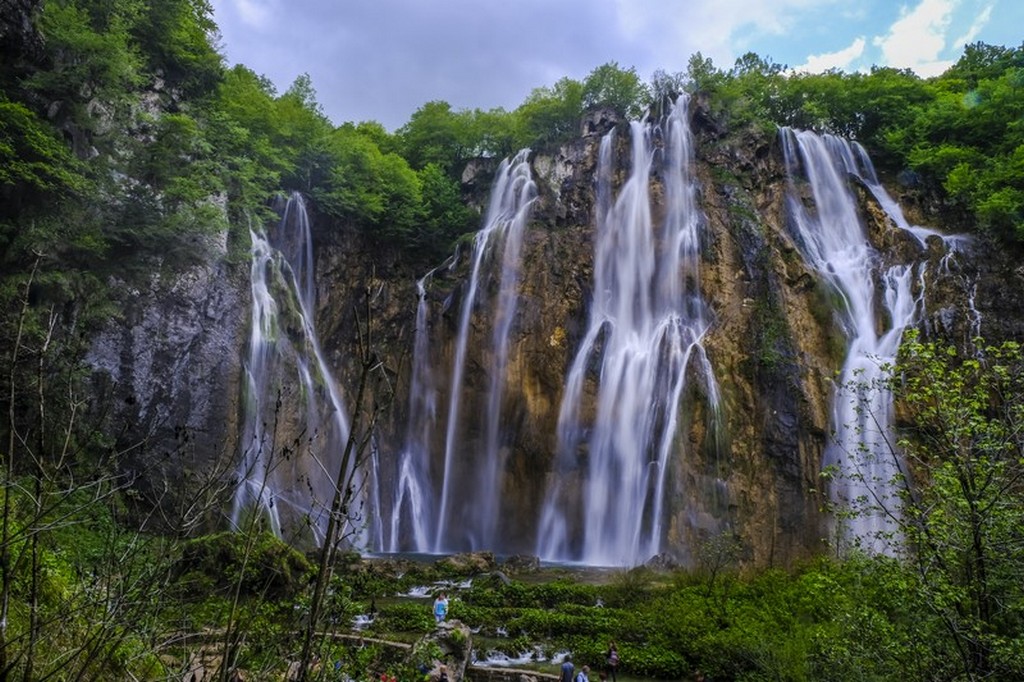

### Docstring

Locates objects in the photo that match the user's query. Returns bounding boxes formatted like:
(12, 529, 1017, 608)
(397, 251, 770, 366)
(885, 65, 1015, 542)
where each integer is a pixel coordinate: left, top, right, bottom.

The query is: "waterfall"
(780, 129, 930, 551)
(432, 150, 537, 552)
(851, 144, 982, 348)
(386, 257, 455, 553)
(537, 96, 721, 565)
(232, 193, 367, 547)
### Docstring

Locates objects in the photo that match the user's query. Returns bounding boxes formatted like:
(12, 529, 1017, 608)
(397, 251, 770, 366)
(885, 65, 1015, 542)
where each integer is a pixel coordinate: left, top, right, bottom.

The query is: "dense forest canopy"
(1, 0, 1023, 278)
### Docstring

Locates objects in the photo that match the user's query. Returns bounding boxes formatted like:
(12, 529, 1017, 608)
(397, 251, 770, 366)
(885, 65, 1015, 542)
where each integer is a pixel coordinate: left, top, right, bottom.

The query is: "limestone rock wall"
(86, 228, 248, 526)
(84, 99, 1024, 565)
(306, 115, 840, 564)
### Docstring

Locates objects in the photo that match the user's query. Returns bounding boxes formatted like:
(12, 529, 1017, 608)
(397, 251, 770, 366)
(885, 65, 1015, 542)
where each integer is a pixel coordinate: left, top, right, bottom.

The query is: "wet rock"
(580, 106, 620, 137)
(502, 555, 540, 574)
(436, 552, 497, 574)
(409, 621, 473, 682)
(646, 553, 681, 570)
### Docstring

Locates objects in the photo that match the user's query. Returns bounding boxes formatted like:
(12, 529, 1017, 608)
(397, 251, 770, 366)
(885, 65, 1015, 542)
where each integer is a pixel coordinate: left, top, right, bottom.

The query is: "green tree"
(582, 61, 649, 120)
(313, 126, 422, 242)
(472, 107, 520, 159)
(684, 52, 725, 94)
(844, 331, 1024, 679)
(874, 44, 1024, 241)
(132, 0, 223, 97)
(397, 100, 476, 173)
(943, 41, 1024, 90)
(514, 77, 584, 149)
(415, 162, 478, 257)
(25, 0, 144, 143)
(0, 100, 85, 223)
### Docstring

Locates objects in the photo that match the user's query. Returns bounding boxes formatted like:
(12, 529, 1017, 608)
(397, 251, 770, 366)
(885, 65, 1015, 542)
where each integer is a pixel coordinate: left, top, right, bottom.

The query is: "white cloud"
(610, 0, 841, 73)
(225, 0, 277, 30)
(872, 0, 958, 76)
(209, 0, 1012, 129)
(797, 37, 866, 72)
(951, 2, 994, 48)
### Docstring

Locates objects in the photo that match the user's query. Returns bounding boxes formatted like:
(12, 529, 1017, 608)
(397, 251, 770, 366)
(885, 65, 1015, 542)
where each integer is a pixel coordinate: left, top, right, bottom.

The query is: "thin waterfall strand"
(433, 150, 536, 552)
(232, 194, 365, 547)
(387, 255, 455, 552)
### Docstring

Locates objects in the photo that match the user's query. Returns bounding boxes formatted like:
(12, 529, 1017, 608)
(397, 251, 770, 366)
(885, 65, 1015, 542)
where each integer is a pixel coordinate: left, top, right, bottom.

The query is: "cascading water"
(232, 193, 371, 547)
(780, 129, 929, 551)
(536, 96, 722, 566)
(385, 256, 455, 553)
(847, 141, 982, 347)
(432, 150, 537, 552)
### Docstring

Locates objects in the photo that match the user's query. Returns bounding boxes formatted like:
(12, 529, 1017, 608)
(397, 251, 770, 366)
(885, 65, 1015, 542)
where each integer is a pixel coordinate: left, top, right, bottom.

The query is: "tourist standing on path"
(605, 641, 620, 682)
(560, 655, 575, 682)
(575, 664, 590, 682)
(433, 592, 449, 624)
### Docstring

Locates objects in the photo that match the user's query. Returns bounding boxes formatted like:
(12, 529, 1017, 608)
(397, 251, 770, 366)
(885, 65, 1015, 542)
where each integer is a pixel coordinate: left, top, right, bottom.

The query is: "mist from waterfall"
(536, 96, 721, 566)
(232, 193, 369, 547)
(780, 129, 929, 552)
(432, 150, 537, 553)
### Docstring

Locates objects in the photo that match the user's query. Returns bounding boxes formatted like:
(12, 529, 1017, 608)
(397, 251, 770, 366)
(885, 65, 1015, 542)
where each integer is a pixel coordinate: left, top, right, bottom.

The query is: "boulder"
(435, 552, 497, 574)
(408, 621, 473, 682)
(503, 555, 541, 574)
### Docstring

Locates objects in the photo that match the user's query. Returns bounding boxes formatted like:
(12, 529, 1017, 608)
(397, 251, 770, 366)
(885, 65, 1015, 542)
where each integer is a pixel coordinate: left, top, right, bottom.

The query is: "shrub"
(176, 531, 312, 599)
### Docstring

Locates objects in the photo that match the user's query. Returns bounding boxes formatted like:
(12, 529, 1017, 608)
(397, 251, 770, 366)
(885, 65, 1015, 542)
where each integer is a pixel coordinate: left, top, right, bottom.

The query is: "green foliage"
(377, 600, 436, 632)
(132, 0, 223, 97)
(313, 124, 423, 241)
(832, 331, 1024, 679)
(0, 100, 86, 199)
(515, 77, 585, 149)
(749, 296, 791, 375)
(602, 565, 659, 608)
(685, 52, 727, 94)
(27, 0, 145, 107)
(892, 333, 1024, 679)
(398, 100, 477, 172)
(177, 530, 313, 599)
(528, 579, 600, 608)
(582, 61, 650, 120)
(0, 478, 186, 679)
(335, 556, 956, 681)
(416, 162, 478, 256)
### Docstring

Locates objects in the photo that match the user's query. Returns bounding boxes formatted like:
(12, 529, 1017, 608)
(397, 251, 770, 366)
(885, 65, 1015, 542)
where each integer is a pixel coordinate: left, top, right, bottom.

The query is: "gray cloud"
(209, 0, 846, 129)
(212, 0, 688, 129)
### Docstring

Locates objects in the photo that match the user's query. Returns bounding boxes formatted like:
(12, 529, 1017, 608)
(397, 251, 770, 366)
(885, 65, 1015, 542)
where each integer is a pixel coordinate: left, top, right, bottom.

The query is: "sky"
(208, 0, 1023, 131)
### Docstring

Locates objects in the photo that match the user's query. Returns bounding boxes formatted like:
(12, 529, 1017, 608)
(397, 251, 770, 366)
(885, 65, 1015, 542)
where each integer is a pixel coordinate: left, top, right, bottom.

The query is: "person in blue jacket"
(560, 655, 575, 682)
(433, 592, 449, 624)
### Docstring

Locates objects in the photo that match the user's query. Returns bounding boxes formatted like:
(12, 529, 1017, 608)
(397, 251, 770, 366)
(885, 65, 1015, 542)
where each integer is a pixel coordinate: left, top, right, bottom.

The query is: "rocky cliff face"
(339, 111, 836, 564)
(0, 0, 42, 62)
(86, 227, 248, 526)
(88, 99, 1024, 565)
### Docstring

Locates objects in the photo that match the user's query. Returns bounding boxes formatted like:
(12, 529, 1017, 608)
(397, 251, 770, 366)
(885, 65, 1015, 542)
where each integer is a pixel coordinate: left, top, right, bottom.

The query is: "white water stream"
(536, 96, 721, 565)
(232, 194, 372, 547)
(780, 129, 936, 551)
(432, 150, 537, 552)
